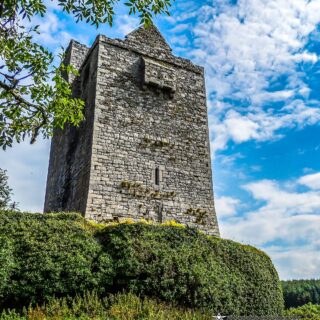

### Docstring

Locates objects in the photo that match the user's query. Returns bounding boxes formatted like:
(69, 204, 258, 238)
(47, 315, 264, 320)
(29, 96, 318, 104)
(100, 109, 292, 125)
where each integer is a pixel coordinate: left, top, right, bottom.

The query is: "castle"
(44, 25, 220, 236)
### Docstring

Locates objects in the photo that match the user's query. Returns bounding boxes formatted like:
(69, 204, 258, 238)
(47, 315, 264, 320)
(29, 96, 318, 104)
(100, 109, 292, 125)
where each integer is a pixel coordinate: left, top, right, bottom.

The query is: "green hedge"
(0, 211, 284, 316)
(0, 212, 112, 307)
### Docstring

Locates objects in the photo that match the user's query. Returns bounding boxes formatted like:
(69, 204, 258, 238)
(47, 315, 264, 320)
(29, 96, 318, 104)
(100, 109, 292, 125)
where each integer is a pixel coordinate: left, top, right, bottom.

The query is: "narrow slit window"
(155, 167, 160, 186)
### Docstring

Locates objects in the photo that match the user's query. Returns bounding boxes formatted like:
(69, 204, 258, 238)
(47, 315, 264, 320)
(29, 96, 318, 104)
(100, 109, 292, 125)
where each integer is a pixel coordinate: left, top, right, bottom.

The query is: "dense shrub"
(0, 211, 113, 307)
(0, 236, 14, 300)
(285, 303, 320, 320)
(0, 292, 213, 320)
(0, 211, 284, 315)
(282, 279, 320, 308)
(97, 223, 283, 316)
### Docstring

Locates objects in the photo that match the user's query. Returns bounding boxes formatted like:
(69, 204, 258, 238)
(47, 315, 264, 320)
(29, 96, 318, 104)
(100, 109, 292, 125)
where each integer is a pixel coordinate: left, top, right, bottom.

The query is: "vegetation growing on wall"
(120, 180, 176, 199)
(0, 210, 284, 316)
(185, 208, 209, 225)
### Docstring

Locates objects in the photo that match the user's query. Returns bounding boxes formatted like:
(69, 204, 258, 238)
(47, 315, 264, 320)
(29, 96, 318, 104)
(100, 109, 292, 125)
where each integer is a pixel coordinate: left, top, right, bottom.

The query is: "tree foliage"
(285, 303, 320, 320)
(0, 169, 14, 209)
(282, 279, 320, 309)
(0, 236, 14, 301)
(0, 0, 173, 149)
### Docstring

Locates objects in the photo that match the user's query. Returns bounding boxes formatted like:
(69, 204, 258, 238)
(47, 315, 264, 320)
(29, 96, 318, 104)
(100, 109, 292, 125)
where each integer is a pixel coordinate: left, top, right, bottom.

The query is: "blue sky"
(1, 0, 320, 280)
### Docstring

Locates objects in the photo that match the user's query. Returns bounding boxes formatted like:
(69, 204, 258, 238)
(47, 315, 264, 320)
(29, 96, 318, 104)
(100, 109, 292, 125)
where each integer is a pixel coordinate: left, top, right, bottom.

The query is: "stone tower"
(44, 25, 220, 236)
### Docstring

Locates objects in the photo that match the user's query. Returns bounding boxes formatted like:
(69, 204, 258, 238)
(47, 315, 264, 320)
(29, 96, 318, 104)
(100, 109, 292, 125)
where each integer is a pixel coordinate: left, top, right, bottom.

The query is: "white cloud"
(174, 0, 320, 154)
(170, 23, 190, 33)
(209, 100, 320, 155)
(224, 111, 260, 143)
(215, 196, 240, 217)
(114, 15, 140, 37)
(170, 35, 189, 47)
(29, 11, 73, 47)
(292, 52, 318, 63)
(269, 245, 320, 280)
(220, 175, 320, 279)
(298, 172, 320, 190)
(243, 180, 320, 214)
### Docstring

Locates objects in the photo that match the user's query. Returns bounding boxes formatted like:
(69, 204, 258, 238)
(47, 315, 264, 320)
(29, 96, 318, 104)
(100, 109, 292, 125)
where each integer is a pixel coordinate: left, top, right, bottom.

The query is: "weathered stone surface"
(44, 25, 220, 236)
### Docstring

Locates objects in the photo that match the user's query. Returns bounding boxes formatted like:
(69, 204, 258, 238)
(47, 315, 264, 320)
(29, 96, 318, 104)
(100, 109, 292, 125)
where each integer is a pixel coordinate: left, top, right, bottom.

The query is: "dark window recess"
(82, 64, 90, 90)
(155, 167, 160, 186)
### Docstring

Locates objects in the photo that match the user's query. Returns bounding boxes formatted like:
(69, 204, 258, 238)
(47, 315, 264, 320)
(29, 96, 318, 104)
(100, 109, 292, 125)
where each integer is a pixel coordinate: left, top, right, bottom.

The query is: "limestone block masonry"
(44, 25, 220, 236)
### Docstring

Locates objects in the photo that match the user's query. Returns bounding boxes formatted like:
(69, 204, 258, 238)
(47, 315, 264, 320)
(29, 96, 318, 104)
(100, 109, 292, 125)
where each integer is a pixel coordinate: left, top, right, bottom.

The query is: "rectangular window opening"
(155, 167, 160, 186)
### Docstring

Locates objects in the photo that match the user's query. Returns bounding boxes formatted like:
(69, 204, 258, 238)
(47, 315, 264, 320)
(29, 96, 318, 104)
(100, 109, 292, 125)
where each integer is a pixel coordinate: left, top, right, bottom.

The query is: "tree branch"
(0, 79, 38, 109)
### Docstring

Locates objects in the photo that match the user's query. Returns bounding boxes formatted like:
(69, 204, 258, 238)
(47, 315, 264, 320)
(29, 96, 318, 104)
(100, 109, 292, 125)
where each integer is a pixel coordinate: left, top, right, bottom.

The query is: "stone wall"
(44, 41, 97, 213)
(44, 26, 220, 236)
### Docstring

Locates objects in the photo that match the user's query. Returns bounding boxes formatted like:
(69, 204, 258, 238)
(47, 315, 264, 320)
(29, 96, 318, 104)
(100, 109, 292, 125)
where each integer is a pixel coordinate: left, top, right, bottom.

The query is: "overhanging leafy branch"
(0, 0, 173, 149)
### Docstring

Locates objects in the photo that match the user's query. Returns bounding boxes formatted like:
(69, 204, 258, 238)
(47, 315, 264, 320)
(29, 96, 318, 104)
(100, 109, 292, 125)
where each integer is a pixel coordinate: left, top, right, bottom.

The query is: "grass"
(0, 292, 213, 320)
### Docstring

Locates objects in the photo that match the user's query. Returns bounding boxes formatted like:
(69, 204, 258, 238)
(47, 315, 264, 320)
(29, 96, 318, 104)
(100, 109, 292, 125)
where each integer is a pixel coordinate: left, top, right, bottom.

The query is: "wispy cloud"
(298, 172, 320, 190)
(215, 196, 240, 217)
(28, 11, 73, 47)
(113, 14, 140, 38)
(209, 101, 320, 153)
(269, 245, 320, 280)
(172, 0, 320, 154)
